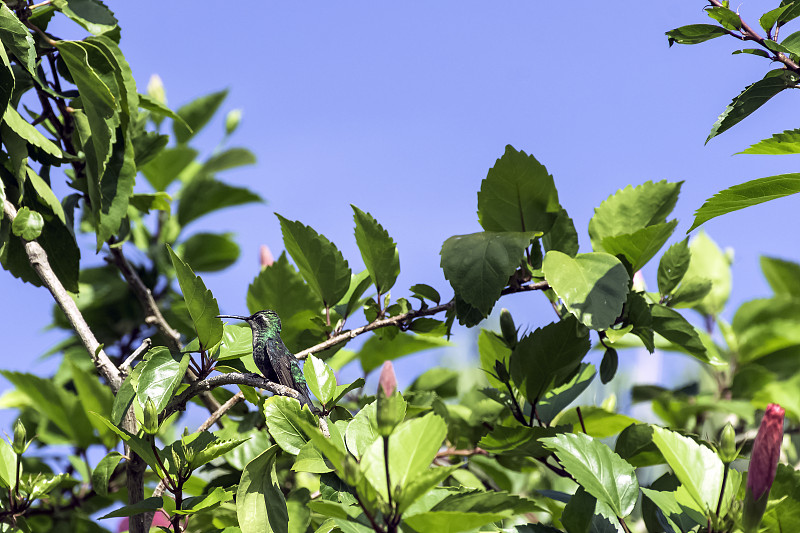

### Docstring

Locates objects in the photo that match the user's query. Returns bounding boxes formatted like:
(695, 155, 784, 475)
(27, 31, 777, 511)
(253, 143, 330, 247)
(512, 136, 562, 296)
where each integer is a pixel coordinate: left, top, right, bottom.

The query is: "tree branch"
(3, 200, 123, 391)
(295, 281, 549, 360)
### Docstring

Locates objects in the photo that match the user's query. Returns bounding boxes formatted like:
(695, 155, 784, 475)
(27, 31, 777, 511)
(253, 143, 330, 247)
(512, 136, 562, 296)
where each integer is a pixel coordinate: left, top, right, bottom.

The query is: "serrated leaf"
(136, 346, 190, 413)
(666, 24, 727, 46)
(167, 244, 223, 349)
(352, 205, 400, 294)
(739, 128, 800, 154)
(140, 145, 197, 191)
(173, 89, 228, 144)
(689, 173, 800, 231)
(52, 0, 117, 35)
(542, 251, 629, 330)
(651, 305, 708, 362)
(178, 175, 262, 226)
(190, 437, 248, 470)
(0, 3, 36, 72)
(542, 206, 579, 257)
(671, 232, 731, 315)
(600, 220, 677, 273)
(542, 432, 638, 518)
(331, 377, 365, 406)
(477, 145, 561, 233)
(11, 206, 43, 240)
(707, 70, 799, 143)
(277, 214, 351, 307)
(441, 231, 537, 316)
(2, 106, 64, 160)
(658, 238, 690, 295)
(305, 355, 336, 405)
(237, 445, 289, 533)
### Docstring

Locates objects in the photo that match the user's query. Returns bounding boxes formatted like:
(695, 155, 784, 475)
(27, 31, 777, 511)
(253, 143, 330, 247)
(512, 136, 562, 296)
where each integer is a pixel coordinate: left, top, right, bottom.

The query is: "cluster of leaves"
(3, 1, 800, 533)
(666, 0, 800, 230)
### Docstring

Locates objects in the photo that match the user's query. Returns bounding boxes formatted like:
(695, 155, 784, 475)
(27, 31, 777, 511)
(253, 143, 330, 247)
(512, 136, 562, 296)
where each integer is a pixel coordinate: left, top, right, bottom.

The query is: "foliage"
(1, 2, 800, 533)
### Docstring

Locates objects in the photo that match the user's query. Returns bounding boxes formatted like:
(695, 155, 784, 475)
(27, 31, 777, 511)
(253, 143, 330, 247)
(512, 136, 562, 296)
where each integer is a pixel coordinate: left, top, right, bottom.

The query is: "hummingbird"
(216, 310, 313, 407)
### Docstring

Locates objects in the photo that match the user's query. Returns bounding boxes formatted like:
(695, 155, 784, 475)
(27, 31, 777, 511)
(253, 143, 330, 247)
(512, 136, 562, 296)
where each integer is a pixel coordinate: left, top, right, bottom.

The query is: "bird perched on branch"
(216, 310, 313, 407)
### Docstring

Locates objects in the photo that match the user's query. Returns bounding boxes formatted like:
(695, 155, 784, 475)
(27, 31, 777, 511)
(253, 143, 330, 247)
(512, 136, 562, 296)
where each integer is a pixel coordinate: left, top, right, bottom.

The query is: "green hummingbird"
(216, 310, 313, 407)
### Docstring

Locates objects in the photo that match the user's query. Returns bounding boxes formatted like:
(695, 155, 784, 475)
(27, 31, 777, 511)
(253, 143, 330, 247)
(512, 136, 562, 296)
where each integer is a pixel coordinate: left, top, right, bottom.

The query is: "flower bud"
(12, 419, 28, 455)
(499, 309, 517, 349)
(260, 245, 274, 268)
(719, 422, 737, 464)
(142, 398, 159, 435)
(493, 359, 509, 383)
(376, 362, 405, 437)
(743, 403, 785, 532)
(225, 109, 242, 135)
(378, 361, 397, 397)
(147, 74, 166, 105)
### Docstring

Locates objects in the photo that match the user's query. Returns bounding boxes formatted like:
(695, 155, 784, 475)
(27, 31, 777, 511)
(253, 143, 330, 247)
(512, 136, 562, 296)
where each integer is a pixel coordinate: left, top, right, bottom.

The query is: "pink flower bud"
(379, 361, 397, 397)
(748, 403, 785, 501)
(260, 245, 274, 268)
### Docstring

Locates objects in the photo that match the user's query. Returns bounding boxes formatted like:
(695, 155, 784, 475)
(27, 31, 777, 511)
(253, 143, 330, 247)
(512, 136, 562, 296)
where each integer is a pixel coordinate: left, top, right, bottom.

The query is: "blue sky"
(2, 2, 798, 421)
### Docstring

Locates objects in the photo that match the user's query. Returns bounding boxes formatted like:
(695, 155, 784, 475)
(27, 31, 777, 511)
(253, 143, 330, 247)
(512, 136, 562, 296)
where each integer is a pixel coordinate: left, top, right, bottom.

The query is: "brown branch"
(121, 338, 152, 374)
(295, 281, 549, 360)
(197, 391, 244, 432)
(435, 447, 488, 459)
(3, 200, 123, 391)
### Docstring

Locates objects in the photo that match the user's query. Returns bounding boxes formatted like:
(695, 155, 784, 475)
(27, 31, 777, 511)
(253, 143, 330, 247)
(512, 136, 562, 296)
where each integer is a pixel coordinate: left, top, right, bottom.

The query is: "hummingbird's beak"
(216, 314, 250, 321)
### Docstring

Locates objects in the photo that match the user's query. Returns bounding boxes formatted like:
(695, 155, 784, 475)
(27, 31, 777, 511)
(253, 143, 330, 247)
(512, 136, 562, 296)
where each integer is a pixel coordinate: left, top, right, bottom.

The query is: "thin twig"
(295, 281, 549, 360)
(3, 200, 123, 391)
(121, 338, 152, 374)
(434, 447, 488, 459)
(197, 391, 244, 432)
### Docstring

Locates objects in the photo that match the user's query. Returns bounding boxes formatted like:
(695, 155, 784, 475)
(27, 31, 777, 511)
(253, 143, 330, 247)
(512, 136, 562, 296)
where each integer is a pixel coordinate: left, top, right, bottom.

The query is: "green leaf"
(542, 432, 638, 517)
(556, 407, 637, 439)
(89, 413, 163, 477)
(739, 128, 800, 154)
(189, 436, 248, 470)
(761, 256, 800, 297)
(216, 324, 253, 361)
(344, 401, 378, 461)
(397, 465, 462, 513)
(361, 413, 447, 502)
(706, 6, 741, 30)
(537, 363, 596, 425)
(352, 205, 400, 294)
(657, 238, 690, 295)
(203, 147, 257, 173)
(732, 48, 771, 58)
(0, 439, 16, 489)
(589, 180, 681, 251)
(0, 47, 12, 123)
(140, 145, 198, 191)
(305, 355, 336, 405)
(167, 244, 223, 349)
(237, 445, 289, 533)
(180, 232, 240, 272)
(100, 497, 164, 519)
(138, 93, 190, 131)
(650, 426, 727, 517)
(264, 396, 316, 455)
(440, 231, 537, 316)
(2, 106, 64, 161)
(666, 24, 727, 45)
(51, 0, 117, 35)
(173, 89, 228, 144)
(600, 220, 677, 273)
(600, 347, 618, 384)
(277, 214, 351, 307)
(761, 5, 792, 32)
(510, 316, 590, 403)
(707, 70, 799, 143)
(178, 175, 262, 226)
(651, 305, 708, 362)
(689, 173, 800, 231)
(136, 346, 190, 413)
(542, 251, 629, 330)
(331, 377, 365, 406)
(477, 329, 511, 389)
(69, 360, 116, 448)
(358, 331, 450, 374)
(91, 451, 122, 497)
(670, 232, 731, 315)
(732, 297, 800, 362)
(477, 145, 561, 233)
(542, 207, 579, 257)
(0, 3, 36, 72)
(615, 424, 663, 467)
(409, 283, 441, 304)
(11, 206, 43, 240)
(174, 487, 234, 515)
(129, 192, 171, 214)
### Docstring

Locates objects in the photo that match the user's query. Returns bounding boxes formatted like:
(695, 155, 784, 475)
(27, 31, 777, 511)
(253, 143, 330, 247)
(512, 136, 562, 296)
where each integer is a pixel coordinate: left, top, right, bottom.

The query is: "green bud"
(494, 359, 510, 383)
(225, 108, 242, 135)
(499, 309, 517, 348)
(143, 398, 159, 435)
(12, 419, 28, 455)
(719, 423, 738, 464)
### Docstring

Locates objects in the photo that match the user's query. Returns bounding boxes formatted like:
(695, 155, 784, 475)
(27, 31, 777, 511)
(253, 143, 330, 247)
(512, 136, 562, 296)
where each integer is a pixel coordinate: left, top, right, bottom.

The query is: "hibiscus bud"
(225, 109, 242, 135)
(260, 245, 274, 268)
(376, 361, 405, 436)
(718, 422, 737, 464)
(378, 361, 397, 397)
(147, 74, 166, 105)
(12, 419, 28, 455)
(742, 403, 785, 532)
(142, 398, 159, 435)
(499, 308, 517, 348)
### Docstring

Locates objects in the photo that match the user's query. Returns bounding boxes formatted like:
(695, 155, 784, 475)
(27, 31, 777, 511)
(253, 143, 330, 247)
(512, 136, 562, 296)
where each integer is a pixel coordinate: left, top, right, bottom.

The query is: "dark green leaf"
(657, 238, 690, 296)
(671, 232, 731, 315)
(510, 316, 590, 403)
(174, 487, 234, 515)
(666, 24, 727, 45)
(0, 46, 13, 122)
(409, 283, 441, 304)
(0, 3, 36, 72)
(732, 48, 771, 58)
(542, 251, 629, 330)
(140, 146, 197, 191)
(100, 497, 164, 519)
(91, 451, 122, 497)
(11, 206, 43, 240)
(203, 147, 257, 173)
(542, 433, 638, 517)
(178, 175, 262, 226)
(129, 192, 171, 214)
(2, 106, 63, 161)
(173, 89, 228, 144)
(138, 93, 190, 131)
(477, 145, 561, 233)
(761, 256, 800, 297)
(330, 377, 365, 406)
(651, 305, 708, 362)
(276, 214, 351, 307)
(237, 445, 289, 533)
(136, 346, 190, 414)
(627, 291, 655, 353)
(167, 244, 223, 349)
(706, 6, 741, 30)
(600, 220, 677, 273)
(542, 207, 579, 257)
(599, 347, 618, 384)
(180, 232, 240, 272)
(51, 0, 117, 35)
(615, 424, 663, 467)
(441, 231, 536, 316)
(537, 363, 595, 425)
(358, 331, 450, 373)
(761, 5, 792, 32)
(707, 70, 799, 143)
(352, 205, 400, 294)
(781, 30, 800, 56)
(111, 361, 143, 425)
(690, 173, 800, 231)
